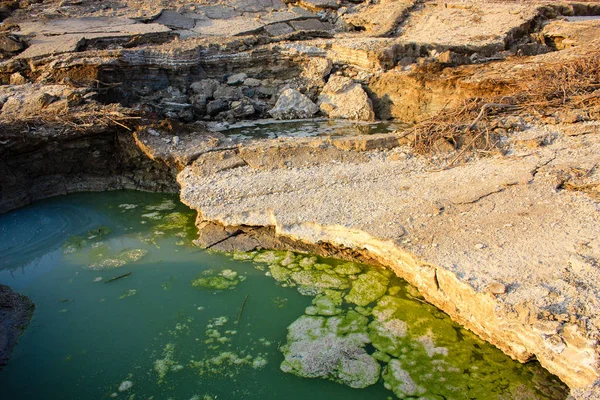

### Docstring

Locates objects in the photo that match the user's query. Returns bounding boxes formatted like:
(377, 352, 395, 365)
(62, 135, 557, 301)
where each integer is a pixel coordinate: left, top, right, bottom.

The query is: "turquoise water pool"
(0, 191, 568, 400)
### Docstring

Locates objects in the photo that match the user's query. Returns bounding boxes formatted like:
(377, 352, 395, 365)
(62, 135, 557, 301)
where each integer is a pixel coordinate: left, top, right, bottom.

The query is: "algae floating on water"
(248, 249, 569, 399)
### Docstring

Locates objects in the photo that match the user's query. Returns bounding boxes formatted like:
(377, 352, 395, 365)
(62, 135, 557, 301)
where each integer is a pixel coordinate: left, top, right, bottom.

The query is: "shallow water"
(212, 119, 409, 140)
(0, 191, 568, 400)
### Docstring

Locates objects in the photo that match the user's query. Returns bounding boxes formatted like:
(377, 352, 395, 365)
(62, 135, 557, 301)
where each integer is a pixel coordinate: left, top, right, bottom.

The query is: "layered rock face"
(1, 0, 600, 397)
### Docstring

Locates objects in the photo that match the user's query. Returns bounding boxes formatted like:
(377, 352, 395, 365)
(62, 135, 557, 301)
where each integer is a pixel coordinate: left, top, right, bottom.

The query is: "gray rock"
(264, 22, 294, 37)
(207, 99, 229, 116)
(190, 79, 220, 98)
(231, 99, 256, 117)
(0, 35, 24, 54)
(289, 19, 334, 31)
(227, 73, 248, 86)
(299, 0, 340, 10)
(269, 88, 318, 120)
(256, 86, 278, 98)
(201, 5, 239, 20)
(156, 10, 196, 30)
(243, 78, 262, 87)
(214, 85, 243, 101)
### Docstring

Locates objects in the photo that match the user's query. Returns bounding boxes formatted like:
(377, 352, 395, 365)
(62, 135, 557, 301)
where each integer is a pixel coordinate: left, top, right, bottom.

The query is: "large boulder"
(318, 76, 375, 121)
(302, 58, 332, 85)
(269, 88, 319, 120)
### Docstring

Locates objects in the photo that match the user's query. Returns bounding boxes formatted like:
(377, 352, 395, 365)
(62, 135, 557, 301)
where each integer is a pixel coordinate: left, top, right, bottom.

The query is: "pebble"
(488, 282, 506, 295)
(475, 243, 487, 249)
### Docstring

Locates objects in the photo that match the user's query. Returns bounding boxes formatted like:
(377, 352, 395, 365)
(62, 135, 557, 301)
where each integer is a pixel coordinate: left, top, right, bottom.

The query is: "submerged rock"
(269, 88, 319, 120)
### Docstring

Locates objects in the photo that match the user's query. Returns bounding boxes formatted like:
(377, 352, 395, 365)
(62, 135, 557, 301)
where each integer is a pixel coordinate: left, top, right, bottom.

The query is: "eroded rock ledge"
(173, 121, 600, 397)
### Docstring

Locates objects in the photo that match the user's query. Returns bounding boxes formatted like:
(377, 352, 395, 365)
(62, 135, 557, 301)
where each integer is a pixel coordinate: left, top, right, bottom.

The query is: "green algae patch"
(87, 248, 148, 270)
(191, 269, 246, 290)
(305, 293, 342, 316)
(227, 248, 569, 399)
(145, 199, 177, 211)
(280, 315, 379, 389)
(120, 289, 137, 299)
(334, 262, 363, 276)
(382, 359, 426, 399)
(345, 270, 389, 306)
(63, 226, 112, 254)
(154, 343, 182, 384)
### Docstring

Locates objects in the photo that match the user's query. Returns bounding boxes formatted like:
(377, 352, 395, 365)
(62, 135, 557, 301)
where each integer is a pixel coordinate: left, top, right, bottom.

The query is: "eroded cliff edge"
(1, 0, 600, 397)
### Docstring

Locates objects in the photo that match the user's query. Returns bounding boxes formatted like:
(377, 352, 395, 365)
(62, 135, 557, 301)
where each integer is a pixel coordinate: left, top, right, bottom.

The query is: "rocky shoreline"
(1, 0, 599, 397)
(0, 285, 34, 371)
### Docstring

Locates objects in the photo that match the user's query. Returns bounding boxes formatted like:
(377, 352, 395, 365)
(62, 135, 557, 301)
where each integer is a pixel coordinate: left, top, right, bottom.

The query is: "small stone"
(475, 243, 486, 249)
(243, 77, 261, 87)
(488, 282, 506, 295)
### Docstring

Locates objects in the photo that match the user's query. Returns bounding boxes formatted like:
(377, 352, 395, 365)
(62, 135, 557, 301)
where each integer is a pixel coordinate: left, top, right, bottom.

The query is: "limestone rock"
(488, 282, 506, 295)
(269, 88, 318, 120)
(264, 22, 294, 37)
(343, 0, 415, 36)
(9, 73, 27, 85)
(289, 19, 334, 32)
(318, 76, 375, 121)
(302, 58, 332, 84)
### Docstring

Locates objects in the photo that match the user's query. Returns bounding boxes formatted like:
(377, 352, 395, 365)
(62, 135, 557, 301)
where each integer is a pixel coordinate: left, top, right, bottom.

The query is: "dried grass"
(0, 103, 143, 137)
(405, 55, 600, 165)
